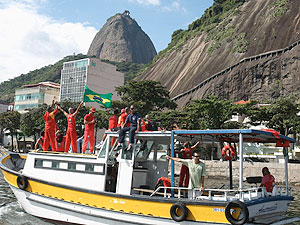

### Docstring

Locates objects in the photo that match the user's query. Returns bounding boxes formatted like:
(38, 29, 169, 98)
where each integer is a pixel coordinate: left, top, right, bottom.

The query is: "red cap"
(91, 107, 96, 113)
(121, 109, 125, 113)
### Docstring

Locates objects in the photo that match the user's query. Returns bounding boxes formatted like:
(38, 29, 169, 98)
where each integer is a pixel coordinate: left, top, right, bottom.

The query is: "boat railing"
(150, 186, 189, 198)
(150, 186, 293, 201)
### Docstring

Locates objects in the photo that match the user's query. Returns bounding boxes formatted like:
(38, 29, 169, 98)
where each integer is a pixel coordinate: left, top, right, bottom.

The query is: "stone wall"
(174, 160, 300, 185)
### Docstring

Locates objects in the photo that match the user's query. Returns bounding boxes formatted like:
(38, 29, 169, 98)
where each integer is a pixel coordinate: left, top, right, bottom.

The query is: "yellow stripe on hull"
(1, 169, 229, 224)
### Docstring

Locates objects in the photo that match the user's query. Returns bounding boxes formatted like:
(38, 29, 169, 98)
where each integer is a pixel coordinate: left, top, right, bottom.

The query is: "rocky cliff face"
(138, 0, 300, 107)
(176, 43, 300, 108)
(87, 11, 157, 64)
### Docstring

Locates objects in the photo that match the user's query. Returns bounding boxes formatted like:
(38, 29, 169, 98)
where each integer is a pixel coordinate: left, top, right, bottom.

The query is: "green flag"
(83, 86, 112, 108)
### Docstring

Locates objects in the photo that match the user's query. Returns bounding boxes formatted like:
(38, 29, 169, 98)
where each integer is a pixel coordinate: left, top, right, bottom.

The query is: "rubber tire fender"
(170, 202, 188, 222)
(17, 175, 28, 190)
(225, 200, 249, 225)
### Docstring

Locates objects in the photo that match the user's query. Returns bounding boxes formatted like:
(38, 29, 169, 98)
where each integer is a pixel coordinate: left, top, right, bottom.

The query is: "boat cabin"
(100, 131, 171, 195)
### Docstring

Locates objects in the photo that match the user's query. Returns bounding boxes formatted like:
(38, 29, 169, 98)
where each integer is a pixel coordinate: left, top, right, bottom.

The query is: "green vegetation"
(232, 32, 249, 53)
(0, 111, 21, 151)
(115, 80, 177, 116)
(236, 95, 300, 135)
(141, 0, 248, 71)
(150, 95, 300, 137)
(268, 0, 289, 19)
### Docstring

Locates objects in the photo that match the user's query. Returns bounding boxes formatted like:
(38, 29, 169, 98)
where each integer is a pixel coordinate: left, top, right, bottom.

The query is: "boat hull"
(10, 184, 230, 225)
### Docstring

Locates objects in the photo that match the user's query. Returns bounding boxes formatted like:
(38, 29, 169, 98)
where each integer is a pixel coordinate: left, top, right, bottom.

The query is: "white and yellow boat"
(0, 129, 300, 225)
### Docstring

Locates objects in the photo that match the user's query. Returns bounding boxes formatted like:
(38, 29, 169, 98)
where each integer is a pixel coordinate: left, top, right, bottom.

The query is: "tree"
(150, 110, 188, 130)
(183, 96, 234, 129)
(0, 111, 21, 151)
(264, 96, 300, 135)
(238, 96, 300, 135)
(115, 80, 177, 116)
(20, 105, 46, 143)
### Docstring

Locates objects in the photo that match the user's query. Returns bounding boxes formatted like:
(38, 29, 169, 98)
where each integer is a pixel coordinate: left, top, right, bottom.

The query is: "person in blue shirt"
(115, 105, 141, 151)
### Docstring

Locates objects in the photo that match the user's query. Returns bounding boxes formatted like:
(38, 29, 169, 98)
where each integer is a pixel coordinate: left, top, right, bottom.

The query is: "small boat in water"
(0, 129, 300, 225)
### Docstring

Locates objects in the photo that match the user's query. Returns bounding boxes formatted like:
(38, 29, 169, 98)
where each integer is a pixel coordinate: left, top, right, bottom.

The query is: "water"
(0, 174, 299, 225)
(0, 174, 52, 225)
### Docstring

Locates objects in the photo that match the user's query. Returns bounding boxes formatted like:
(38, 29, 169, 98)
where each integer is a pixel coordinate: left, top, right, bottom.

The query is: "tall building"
(14, 82, 60, 113)
(60, 58, 124, 104)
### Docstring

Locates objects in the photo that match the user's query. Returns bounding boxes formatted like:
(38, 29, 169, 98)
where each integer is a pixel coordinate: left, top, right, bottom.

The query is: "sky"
(0, 0, 214, 83)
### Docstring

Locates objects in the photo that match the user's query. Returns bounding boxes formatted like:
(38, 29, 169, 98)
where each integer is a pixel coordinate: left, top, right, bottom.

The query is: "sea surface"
(0, 174, 299, 225)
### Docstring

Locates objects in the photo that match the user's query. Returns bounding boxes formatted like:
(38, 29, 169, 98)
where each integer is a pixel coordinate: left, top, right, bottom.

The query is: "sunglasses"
(130, 108, 135, 110)
(193, 155, 200, 158)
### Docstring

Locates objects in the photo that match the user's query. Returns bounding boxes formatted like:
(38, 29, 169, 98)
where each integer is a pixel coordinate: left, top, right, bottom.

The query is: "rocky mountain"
(88, 11, 157, 64)
(138, 0, 300, 108)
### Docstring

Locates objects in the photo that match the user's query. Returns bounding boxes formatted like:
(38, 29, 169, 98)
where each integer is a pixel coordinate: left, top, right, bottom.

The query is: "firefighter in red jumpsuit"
(82, 107, 96, 154)
(179, 141, 200, 187)
(43, 100, 58, 151)
(58, 102, 83, 153)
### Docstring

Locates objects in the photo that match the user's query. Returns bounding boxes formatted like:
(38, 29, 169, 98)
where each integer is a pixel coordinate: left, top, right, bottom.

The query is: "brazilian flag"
(83, 86, 112, 108)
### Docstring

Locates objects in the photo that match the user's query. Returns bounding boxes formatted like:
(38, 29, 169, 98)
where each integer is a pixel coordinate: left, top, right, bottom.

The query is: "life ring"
(225, 200, 249, 225)
(222, 145, 236, 161)
(170, 202, 188, 222)
(17, 175, 28, 190)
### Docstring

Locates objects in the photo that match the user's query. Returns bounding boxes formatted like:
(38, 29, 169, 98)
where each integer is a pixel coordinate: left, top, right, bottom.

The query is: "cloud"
(161, 1, 187, 13)
(0, 1, 97, 83)
(133, 0, 161, 6)
(130, 0, 187, 13)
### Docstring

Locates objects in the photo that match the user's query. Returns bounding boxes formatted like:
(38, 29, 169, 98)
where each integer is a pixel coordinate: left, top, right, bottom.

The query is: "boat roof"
(107, 129, 295, 144)
(173, 129, 295, 144)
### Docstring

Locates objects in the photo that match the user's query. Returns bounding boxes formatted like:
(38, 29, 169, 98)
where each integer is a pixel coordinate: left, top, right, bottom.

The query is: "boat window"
(85, 164, 94, 172)
(157, 144, 169, 161)
(68, 162, 76, 170)
(121, 142, 132, 160)
(34, 159, 43, 167)
(98, 138, 108, 158)
(136, 140, 154, 160)
(107, 137, 120, 164)
(148, 149, 155, 161)
(52, 161, 59, 168)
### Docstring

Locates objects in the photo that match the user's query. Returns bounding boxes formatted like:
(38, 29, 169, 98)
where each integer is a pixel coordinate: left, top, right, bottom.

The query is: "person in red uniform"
(58, 102, 83, 153)
(100, 109, 119, 145)
(117, 108, 126, 128)
(43, 100, 58, 151)
(118, 107, 130, 128)
(260, 167, 275, 193)
(55, 130, 66, 152)
(178, 141, 200, 187)
(109, 109, 119, 130)
(82, 107, 96, 154)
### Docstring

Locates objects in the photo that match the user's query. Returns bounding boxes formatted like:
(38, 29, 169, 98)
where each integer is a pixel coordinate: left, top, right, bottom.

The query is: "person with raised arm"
(57, 102, 83, 153)
(166, 151, 206, 192)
